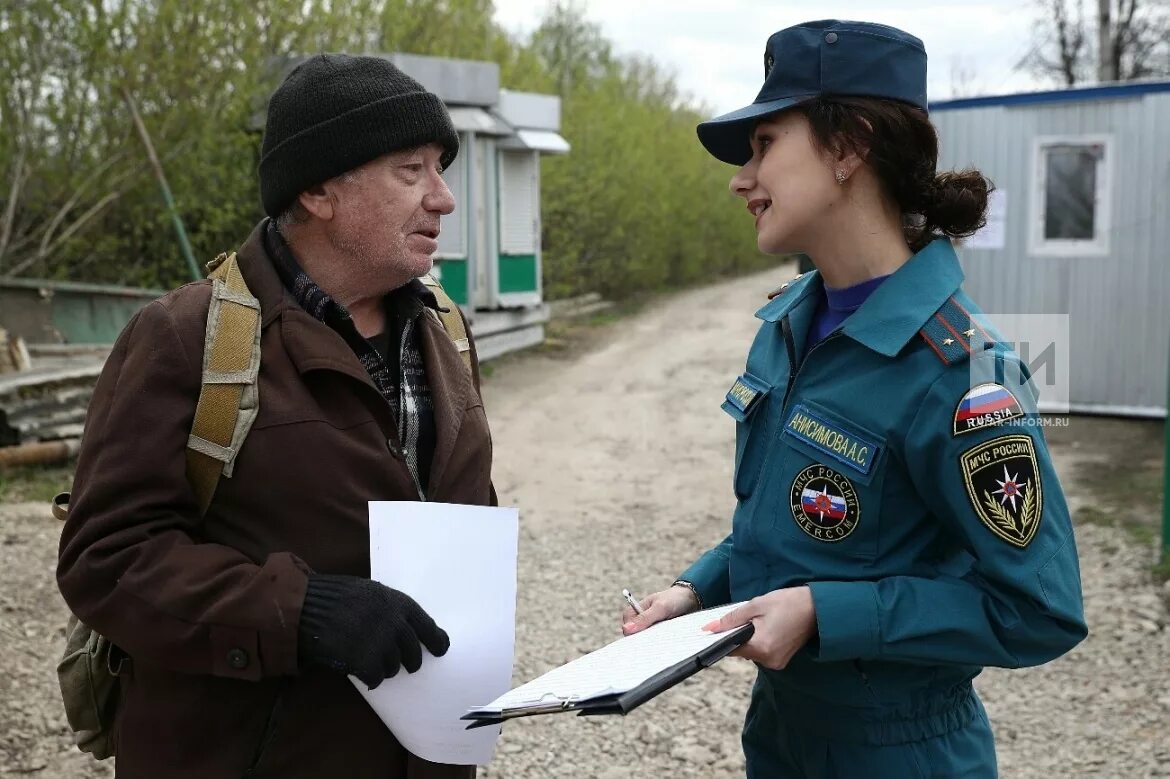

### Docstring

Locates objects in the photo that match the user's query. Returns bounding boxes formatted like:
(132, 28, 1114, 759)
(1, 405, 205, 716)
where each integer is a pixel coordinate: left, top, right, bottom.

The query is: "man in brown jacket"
(57, 54, 493, 778)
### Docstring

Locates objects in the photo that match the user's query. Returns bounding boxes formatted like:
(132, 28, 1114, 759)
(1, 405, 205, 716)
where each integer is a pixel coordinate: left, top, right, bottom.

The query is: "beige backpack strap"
(419, 274, 472, 373)
(50, 254, 260, 522)
(185, 252, 261, 515)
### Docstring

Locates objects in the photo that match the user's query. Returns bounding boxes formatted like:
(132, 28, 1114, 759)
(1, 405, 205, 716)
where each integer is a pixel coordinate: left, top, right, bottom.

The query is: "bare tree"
(949, 54, 986, 97)
(1019, 0, 1170, 86)
(1020, 0, 1091, 86)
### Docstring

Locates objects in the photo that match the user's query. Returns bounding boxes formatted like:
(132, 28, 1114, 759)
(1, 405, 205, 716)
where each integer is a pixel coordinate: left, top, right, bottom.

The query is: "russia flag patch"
(953, 383, 1024, 435)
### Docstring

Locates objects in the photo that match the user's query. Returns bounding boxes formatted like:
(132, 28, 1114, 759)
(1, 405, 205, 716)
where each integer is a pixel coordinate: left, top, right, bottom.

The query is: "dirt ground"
(2, 264, 1168, 777)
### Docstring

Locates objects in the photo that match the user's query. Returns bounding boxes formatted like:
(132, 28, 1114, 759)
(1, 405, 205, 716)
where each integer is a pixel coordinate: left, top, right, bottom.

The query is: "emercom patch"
(953, 383, 1024, 436)
(960, 434, 1044, 548)
(789, 464, 860, 542)
(782, 404, 879, 476)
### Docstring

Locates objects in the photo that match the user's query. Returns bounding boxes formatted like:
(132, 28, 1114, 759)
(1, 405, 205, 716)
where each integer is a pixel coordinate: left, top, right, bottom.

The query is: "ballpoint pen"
(622, 588, 645, 615)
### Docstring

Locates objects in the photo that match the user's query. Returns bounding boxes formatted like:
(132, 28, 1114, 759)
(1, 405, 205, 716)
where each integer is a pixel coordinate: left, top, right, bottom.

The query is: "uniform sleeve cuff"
(677, 551, 731, 609)
(212, 553, 309, 679)
(807, 580, 881, 662)
(265, 554, 310, 676)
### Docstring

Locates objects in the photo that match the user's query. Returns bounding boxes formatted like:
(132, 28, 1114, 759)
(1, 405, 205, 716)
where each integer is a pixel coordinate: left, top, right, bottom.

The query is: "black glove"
(297, 574, 450, 689)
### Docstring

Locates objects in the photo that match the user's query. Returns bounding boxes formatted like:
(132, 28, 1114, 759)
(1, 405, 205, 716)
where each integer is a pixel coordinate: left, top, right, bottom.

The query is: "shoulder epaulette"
(919, 295, 996, 365)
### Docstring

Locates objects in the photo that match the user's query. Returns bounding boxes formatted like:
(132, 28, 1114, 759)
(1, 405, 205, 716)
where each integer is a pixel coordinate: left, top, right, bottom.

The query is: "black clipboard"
(461, 623, 752, 729)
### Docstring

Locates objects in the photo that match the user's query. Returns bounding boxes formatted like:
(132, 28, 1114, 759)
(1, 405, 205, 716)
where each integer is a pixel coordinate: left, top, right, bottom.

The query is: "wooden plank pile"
(0, 328, 33, 375)
(0, 350, 107, 447)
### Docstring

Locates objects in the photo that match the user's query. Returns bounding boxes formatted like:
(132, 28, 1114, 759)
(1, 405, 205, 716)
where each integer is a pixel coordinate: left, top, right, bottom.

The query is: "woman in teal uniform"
(621, 20, 1087, 779)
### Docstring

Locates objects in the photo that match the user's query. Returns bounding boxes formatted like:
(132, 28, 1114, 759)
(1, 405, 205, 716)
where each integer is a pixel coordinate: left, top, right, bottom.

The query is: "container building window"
(1030, 135, 1111, 256)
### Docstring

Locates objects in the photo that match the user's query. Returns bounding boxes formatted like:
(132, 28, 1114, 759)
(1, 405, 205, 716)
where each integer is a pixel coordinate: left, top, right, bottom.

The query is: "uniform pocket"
(770, 401, 888, 560)
(722, 372, 775, 501)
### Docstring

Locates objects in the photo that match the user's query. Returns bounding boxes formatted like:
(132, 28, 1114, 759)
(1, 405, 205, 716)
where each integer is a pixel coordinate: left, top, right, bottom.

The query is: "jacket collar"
(753, 238, 964, 357)
(234, 219, 295, 329)
(754, 270, 821, 323)
(839, 239, 964, 356)
(235, 217, 447, 381)
(235, 219, 385, 393)
(235, 218, 443, 329)
(235, 219, 473, 492)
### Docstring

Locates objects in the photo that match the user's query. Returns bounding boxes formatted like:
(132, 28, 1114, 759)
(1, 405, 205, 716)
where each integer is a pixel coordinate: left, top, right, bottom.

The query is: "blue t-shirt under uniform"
(808, 274, 892, 346)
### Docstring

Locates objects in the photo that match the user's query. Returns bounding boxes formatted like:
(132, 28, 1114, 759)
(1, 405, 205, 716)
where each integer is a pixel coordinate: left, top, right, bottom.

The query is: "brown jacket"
(57, 222, 493, 778)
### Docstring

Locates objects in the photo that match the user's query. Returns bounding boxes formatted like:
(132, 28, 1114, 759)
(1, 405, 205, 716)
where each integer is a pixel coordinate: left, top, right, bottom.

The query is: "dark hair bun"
(923, 170, 992, 240)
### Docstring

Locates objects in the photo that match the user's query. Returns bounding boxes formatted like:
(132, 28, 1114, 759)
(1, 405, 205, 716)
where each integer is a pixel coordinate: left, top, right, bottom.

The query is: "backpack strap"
(419, 274, 472, 373)
(185, 252, 261, 515)
(52, 253, 261, 523)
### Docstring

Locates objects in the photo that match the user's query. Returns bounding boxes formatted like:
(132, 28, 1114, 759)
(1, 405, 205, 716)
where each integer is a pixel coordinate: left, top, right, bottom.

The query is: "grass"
(1076, 506, 1159, 546)
(1153, 556, 1170, 584)
(0, 462, 76, 504)
(582, 308, 624, 327)
(475, 299, 651, 374)
(1072, 461, 1162, 539)
(1072, 456, 1167, 584)
(553, 301, 646, 337)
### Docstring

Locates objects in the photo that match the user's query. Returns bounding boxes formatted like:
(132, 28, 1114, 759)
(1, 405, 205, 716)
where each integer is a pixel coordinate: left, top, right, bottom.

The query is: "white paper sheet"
(358, 501, 519, 766)
(965, 188, 1007, 250)
(470, 602, 749, 714)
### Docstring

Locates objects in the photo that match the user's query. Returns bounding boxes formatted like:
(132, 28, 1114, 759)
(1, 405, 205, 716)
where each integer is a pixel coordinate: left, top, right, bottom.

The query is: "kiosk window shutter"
(438, 152, 467, 256)
(499, 152, 537, 255)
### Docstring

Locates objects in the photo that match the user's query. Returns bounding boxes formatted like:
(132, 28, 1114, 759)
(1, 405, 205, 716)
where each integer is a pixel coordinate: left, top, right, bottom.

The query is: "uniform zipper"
(785, 320, 875, 701)
(781, 317, 798, 402)
(779, 317, 839, 417)
(746, 320, 840, 493)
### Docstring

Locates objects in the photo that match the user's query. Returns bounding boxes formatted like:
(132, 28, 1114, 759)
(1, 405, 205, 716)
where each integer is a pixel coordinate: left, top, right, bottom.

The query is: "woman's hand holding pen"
(621, 586, 700, 635)
(702, 586, 817, 670)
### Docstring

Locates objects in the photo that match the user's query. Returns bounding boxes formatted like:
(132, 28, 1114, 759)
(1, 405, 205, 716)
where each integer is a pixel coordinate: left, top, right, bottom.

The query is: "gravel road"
(2, 263, 1167, 777)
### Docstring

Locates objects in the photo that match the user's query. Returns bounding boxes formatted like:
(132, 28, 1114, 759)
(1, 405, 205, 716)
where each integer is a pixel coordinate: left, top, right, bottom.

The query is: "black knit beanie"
(258, 53, 460, 218)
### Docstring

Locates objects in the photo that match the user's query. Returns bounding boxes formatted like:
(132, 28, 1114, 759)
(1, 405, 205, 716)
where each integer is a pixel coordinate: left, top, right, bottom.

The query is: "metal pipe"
(1163, 336, 1169, 562)
(0, 438, 81, 468)
(122, 87, 202, 282)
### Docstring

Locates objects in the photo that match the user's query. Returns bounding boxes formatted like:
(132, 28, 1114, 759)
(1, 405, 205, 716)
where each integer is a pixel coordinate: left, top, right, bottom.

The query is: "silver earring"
(835, 169, 847, 184)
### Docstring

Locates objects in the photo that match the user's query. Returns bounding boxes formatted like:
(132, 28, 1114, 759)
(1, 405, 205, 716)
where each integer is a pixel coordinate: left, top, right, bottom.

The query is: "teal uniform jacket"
(680, 240, 1087, 772)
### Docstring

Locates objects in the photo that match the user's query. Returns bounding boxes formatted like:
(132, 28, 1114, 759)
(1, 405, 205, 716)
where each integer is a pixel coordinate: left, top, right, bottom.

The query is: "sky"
(491, 1, 1052, 114)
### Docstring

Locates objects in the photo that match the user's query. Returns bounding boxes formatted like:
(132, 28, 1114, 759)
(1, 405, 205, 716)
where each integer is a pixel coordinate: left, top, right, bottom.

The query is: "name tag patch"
(783, 405, 879, 476)
(725, 374, 768, 415)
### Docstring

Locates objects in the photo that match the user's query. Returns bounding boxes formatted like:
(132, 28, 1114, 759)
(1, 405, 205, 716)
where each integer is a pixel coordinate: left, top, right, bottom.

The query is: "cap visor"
(696, 96, 809, 165)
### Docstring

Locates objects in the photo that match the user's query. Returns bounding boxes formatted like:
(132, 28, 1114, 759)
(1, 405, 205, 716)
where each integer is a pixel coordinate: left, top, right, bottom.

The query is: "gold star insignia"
(943, 338, 955, 346)
(964, 329, 976, 337)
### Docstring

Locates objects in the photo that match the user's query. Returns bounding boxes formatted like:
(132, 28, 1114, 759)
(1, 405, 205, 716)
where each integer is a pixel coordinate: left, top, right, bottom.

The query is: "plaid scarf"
(264, 220, 436, 498)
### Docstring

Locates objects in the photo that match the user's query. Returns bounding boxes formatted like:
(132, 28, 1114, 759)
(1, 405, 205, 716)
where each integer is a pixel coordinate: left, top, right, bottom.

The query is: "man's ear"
(297, 183, 334, 221)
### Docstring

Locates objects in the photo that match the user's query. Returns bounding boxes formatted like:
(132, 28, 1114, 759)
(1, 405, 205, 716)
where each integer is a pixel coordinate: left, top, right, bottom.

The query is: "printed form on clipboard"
(462, 603, 753, 728)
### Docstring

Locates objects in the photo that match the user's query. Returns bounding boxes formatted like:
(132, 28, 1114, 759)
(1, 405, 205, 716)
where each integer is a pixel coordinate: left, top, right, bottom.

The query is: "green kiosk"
(384, 54, 570, 359)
